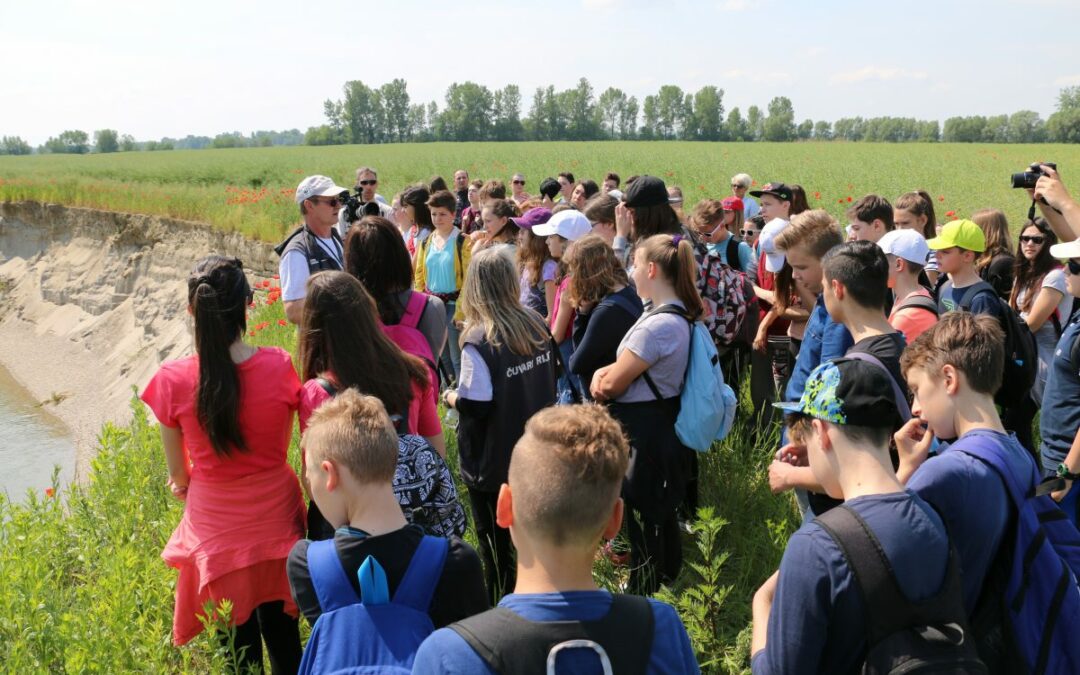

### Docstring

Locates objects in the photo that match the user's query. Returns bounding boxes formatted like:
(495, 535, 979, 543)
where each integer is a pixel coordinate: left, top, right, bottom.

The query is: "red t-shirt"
(141, 347, 301, 482)
(298, 374, 440, 438)
(889, 289, 939, 345)
(756, 249, 791, 336)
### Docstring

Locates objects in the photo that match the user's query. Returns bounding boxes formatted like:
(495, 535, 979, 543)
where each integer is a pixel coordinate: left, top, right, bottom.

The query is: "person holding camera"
(278, 175, 350, 325)
(1022, 163, 1080, 244)
(336, 167, 394, 239)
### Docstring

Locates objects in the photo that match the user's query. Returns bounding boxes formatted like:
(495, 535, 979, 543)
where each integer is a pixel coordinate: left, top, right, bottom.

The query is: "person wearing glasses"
(742, 214, 765, 280)
(336, 167, 393, 238)
(509, 173, 531, 206)
(453, 169, 470, 225)
(279, 175, 350, 324)
(1037, 239, 1080, 524)
(731, 173, 760, 220)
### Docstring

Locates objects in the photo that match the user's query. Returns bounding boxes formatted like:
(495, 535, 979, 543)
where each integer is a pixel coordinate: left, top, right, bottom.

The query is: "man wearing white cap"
(276, 174, 349, 324)
(877, 228, 938, 344)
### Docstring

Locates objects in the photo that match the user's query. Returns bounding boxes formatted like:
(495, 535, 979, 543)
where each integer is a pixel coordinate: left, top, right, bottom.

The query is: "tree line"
(3, 82, 1080, 155)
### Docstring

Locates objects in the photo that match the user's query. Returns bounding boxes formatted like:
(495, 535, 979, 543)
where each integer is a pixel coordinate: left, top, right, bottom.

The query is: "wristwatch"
(1056, 463, 1080, 481)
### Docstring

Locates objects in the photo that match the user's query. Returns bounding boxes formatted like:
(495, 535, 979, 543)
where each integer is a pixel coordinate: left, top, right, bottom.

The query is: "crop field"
(3, 141, 1080, 241)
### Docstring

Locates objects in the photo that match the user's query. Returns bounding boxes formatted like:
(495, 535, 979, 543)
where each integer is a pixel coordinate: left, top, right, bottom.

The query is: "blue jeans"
(440, 301, 462, 385)
(555, 339, 577, 404)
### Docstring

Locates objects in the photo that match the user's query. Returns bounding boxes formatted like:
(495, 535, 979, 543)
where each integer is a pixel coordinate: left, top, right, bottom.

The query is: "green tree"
(655, 85, 688, 140)
(745, 105, 764, 141)
(492, 85, 524, 141)
(918, 120, 940, 142)
(1006, 111, 1045, 143)
(1047, 88, 1080, 143)
(525, 86, 550, 141)
(763, 96, 796, 141)
(341, 80, 385, 144)
(725, 107, 748, 141)
(692, 86, 724, 141)
(833, 117, 865, 141)
(813, 120, 832, 140)
(943, 116, 987, 142)
(796, 119, 813, 140)
(438, 82, 494, 141)
(119, 134, 137, 152)
(0, 136, 32, 155)
(562, 78, 598, 141)
(640, 95, 659, 139)
(43, 130, 89, 154)
(619, 96, 638, 139)
(379, 79, 411, 142)
(597, 87, 628, 139)
(94, 129, 119, 153)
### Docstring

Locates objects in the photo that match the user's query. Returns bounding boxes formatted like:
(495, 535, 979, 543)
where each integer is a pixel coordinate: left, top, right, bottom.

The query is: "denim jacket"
(784, 294, 854, 402)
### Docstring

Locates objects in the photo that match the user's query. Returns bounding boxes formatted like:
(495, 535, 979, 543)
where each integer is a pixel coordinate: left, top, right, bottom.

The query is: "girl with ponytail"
(590, 233, 700, 595)
(141, 255, 305, 673)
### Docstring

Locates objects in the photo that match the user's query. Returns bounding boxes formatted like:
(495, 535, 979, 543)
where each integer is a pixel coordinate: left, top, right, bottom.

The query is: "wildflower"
(938, 195, 945, 202)
(846, 196, 853, 203)
(45, 487, 55, 498)
(945, 210, 956, 218)
(814, 191, 821, 200)
(278, 319, 288, 327)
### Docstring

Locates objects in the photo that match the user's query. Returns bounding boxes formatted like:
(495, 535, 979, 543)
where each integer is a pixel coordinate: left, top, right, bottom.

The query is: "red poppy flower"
(278, 319, 288, 327)
(45, 487, 55, 498)
(846, 196, 853, 203)
(945, 210, 956, 218)
(838, 198, 844, 204)
(814, 192, 821, 199)
(938, 195, 945, 202)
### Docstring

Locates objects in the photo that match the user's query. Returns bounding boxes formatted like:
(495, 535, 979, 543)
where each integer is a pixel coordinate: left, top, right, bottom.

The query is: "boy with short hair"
(929, 219, 1004, 320)
(895, 313, 1028, 613)
(846, 194, 894, 243)
(287, 389, 487, 629)
(877, 228, 938, 343)
(752, 360, 954, 674)
(414, 404, 700, 674)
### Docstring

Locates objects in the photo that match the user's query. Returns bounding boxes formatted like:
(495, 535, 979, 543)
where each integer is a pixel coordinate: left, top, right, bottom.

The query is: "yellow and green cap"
(927, 219, 985, 253)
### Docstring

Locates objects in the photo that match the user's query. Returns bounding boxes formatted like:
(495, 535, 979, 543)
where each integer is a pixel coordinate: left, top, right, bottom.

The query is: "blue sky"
(2, 0, 1078, 144)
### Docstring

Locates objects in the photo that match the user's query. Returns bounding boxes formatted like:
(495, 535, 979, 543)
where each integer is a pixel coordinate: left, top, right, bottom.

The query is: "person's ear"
(812, 418, 832, 452)
(603, 497, 624, 540)
(831, 278, 845, 301)
(322, 460, 339, 492)
(647, 261, 658, 280)
(941, 364, 960, 396)
(496, 483, 514, 529)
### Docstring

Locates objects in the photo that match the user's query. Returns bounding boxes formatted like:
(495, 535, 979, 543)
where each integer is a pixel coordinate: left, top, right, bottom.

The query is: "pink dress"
(141, 347, 306, 645)
(298, 374, 440, 435)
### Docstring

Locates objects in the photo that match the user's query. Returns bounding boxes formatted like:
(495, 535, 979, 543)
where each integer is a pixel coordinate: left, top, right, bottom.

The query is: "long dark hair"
(1010, 219, 1059, 314)
(344, 216, 414, 324)
(299, 271, 428, 416)
(789, 184, 810, 217)
(630, 204, 682, 242)
(401, 185, 433, 229)
(188, 255, 252, 456)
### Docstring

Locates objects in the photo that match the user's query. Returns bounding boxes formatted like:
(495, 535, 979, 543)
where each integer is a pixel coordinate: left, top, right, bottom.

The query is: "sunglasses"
(1068, 259, 1080, 275)
(1020, 235, 1046, 245)
(513, 180, 525, 185)
(731, 184, 742, 189)
(311, 197, 341, 207)
(358, 179, 377, 186)
(741, 229, 757, 237)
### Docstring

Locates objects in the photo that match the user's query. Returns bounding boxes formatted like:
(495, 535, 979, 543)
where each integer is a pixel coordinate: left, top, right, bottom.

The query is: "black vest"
(276, 225, 343, 273)
(457, 336, 557, 492)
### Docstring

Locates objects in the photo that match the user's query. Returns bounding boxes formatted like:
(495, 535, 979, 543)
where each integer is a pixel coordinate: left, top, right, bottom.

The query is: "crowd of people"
(140, 162, 1080, 673)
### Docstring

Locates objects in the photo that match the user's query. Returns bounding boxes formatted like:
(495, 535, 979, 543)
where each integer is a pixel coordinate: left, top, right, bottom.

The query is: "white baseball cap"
(532, 210, 592, 241)
(877, 229, 930, 265)
(1050, 240, 1080, 259)
(295, 175, 348, 204)
(759, 218, 790, 273)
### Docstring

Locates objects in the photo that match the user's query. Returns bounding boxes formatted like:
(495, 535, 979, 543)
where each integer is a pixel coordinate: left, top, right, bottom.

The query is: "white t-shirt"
(1017, 267, 1072, 403)
(278, 234, 343, 302)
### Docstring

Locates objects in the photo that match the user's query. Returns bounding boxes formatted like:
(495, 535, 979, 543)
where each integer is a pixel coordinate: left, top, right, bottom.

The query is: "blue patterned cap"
(774, 359, 900, 427)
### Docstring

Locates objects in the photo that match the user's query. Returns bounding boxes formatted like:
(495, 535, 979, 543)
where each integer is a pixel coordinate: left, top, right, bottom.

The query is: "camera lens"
(1011, 172, 1038, 189)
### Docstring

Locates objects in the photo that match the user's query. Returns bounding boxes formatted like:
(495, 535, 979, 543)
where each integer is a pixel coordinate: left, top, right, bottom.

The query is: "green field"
(3, 141, 1078, 241)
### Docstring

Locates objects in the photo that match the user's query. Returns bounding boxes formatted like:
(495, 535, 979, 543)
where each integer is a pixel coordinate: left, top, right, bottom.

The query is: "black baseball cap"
(749, 182, 794, 201)
(623, 175, 671, 208)
(773, 359, 900, 428)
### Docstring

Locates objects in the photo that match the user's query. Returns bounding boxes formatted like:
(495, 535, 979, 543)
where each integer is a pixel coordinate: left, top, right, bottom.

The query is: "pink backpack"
(698, 254, 757, 349)
(382, 291, 440, 390)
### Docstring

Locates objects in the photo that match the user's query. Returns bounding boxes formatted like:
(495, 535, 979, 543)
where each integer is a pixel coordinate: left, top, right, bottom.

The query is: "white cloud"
(830, 67, 929, 84)
(1053, 74, 1080, 87)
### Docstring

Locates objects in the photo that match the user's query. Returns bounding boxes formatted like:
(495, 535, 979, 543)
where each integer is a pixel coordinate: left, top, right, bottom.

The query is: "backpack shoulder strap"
(897, 293, 940, 317)
(576, 594, 655, 671)
(936, 279, 955, 313)
(448, 608, 528, 672)
(843, 352, 912, 422)
(307, 538, 360, 613)
(400, 291, 428, 329)
(639, 305, 693, 401)
(815, 505, 915, 644)
(391, 535, 450, 612)
(315, 377, 338, 398)
(599, 291, 640, 318)
(959, 280, 998, 310)
(948, 434, 1030, 505)
(726, 237, 742, 272)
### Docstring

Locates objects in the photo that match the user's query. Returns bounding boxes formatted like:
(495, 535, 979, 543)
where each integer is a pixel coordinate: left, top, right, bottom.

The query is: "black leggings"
(468, 487, 515, 604)
(626, 507, 682, 596)
(224, 601, 301, 675)
(1001, 395, 1039, 463)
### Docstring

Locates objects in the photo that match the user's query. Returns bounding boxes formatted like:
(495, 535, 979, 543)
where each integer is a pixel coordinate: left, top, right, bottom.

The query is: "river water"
(0, 362, 74, 501)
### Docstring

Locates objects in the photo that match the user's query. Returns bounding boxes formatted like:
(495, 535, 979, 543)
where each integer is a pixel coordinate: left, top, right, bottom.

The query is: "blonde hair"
(637, 234, 703, 320)
(509, 404, 630, 546)
(303, 388, 399, 484)
(566, 234, 628, 308)
(774, 209, 844, 258)
(459, 247, 549, 356)
(971, 208, 1012, 271)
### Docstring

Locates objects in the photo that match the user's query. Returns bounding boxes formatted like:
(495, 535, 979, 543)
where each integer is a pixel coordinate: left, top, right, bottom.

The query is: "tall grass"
(0, 283, 795, 673)
(3, 141, 1079, 241)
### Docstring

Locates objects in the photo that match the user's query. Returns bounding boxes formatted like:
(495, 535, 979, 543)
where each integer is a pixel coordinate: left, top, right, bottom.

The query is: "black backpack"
(816, 505, 987, 675)
(448, 594, 654, 675)
(936, 280, 1037, 409)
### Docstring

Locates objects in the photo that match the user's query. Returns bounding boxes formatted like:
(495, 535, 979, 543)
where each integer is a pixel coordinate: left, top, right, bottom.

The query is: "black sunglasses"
(740, 229, 757, 236)
(1068, 259, 1080, 275)
(358, 179, 377, 186)
(513, 180, 525, 185)
(311, 197, 341, 207)
(1020, 235, 1046, 245)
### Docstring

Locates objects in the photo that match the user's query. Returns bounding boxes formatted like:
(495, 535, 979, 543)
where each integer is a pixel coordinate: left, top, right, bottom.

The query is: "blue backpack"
(642, 305, 737, 452)
(298, 535, 449, 674)
(953, 435, 1080, 675)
